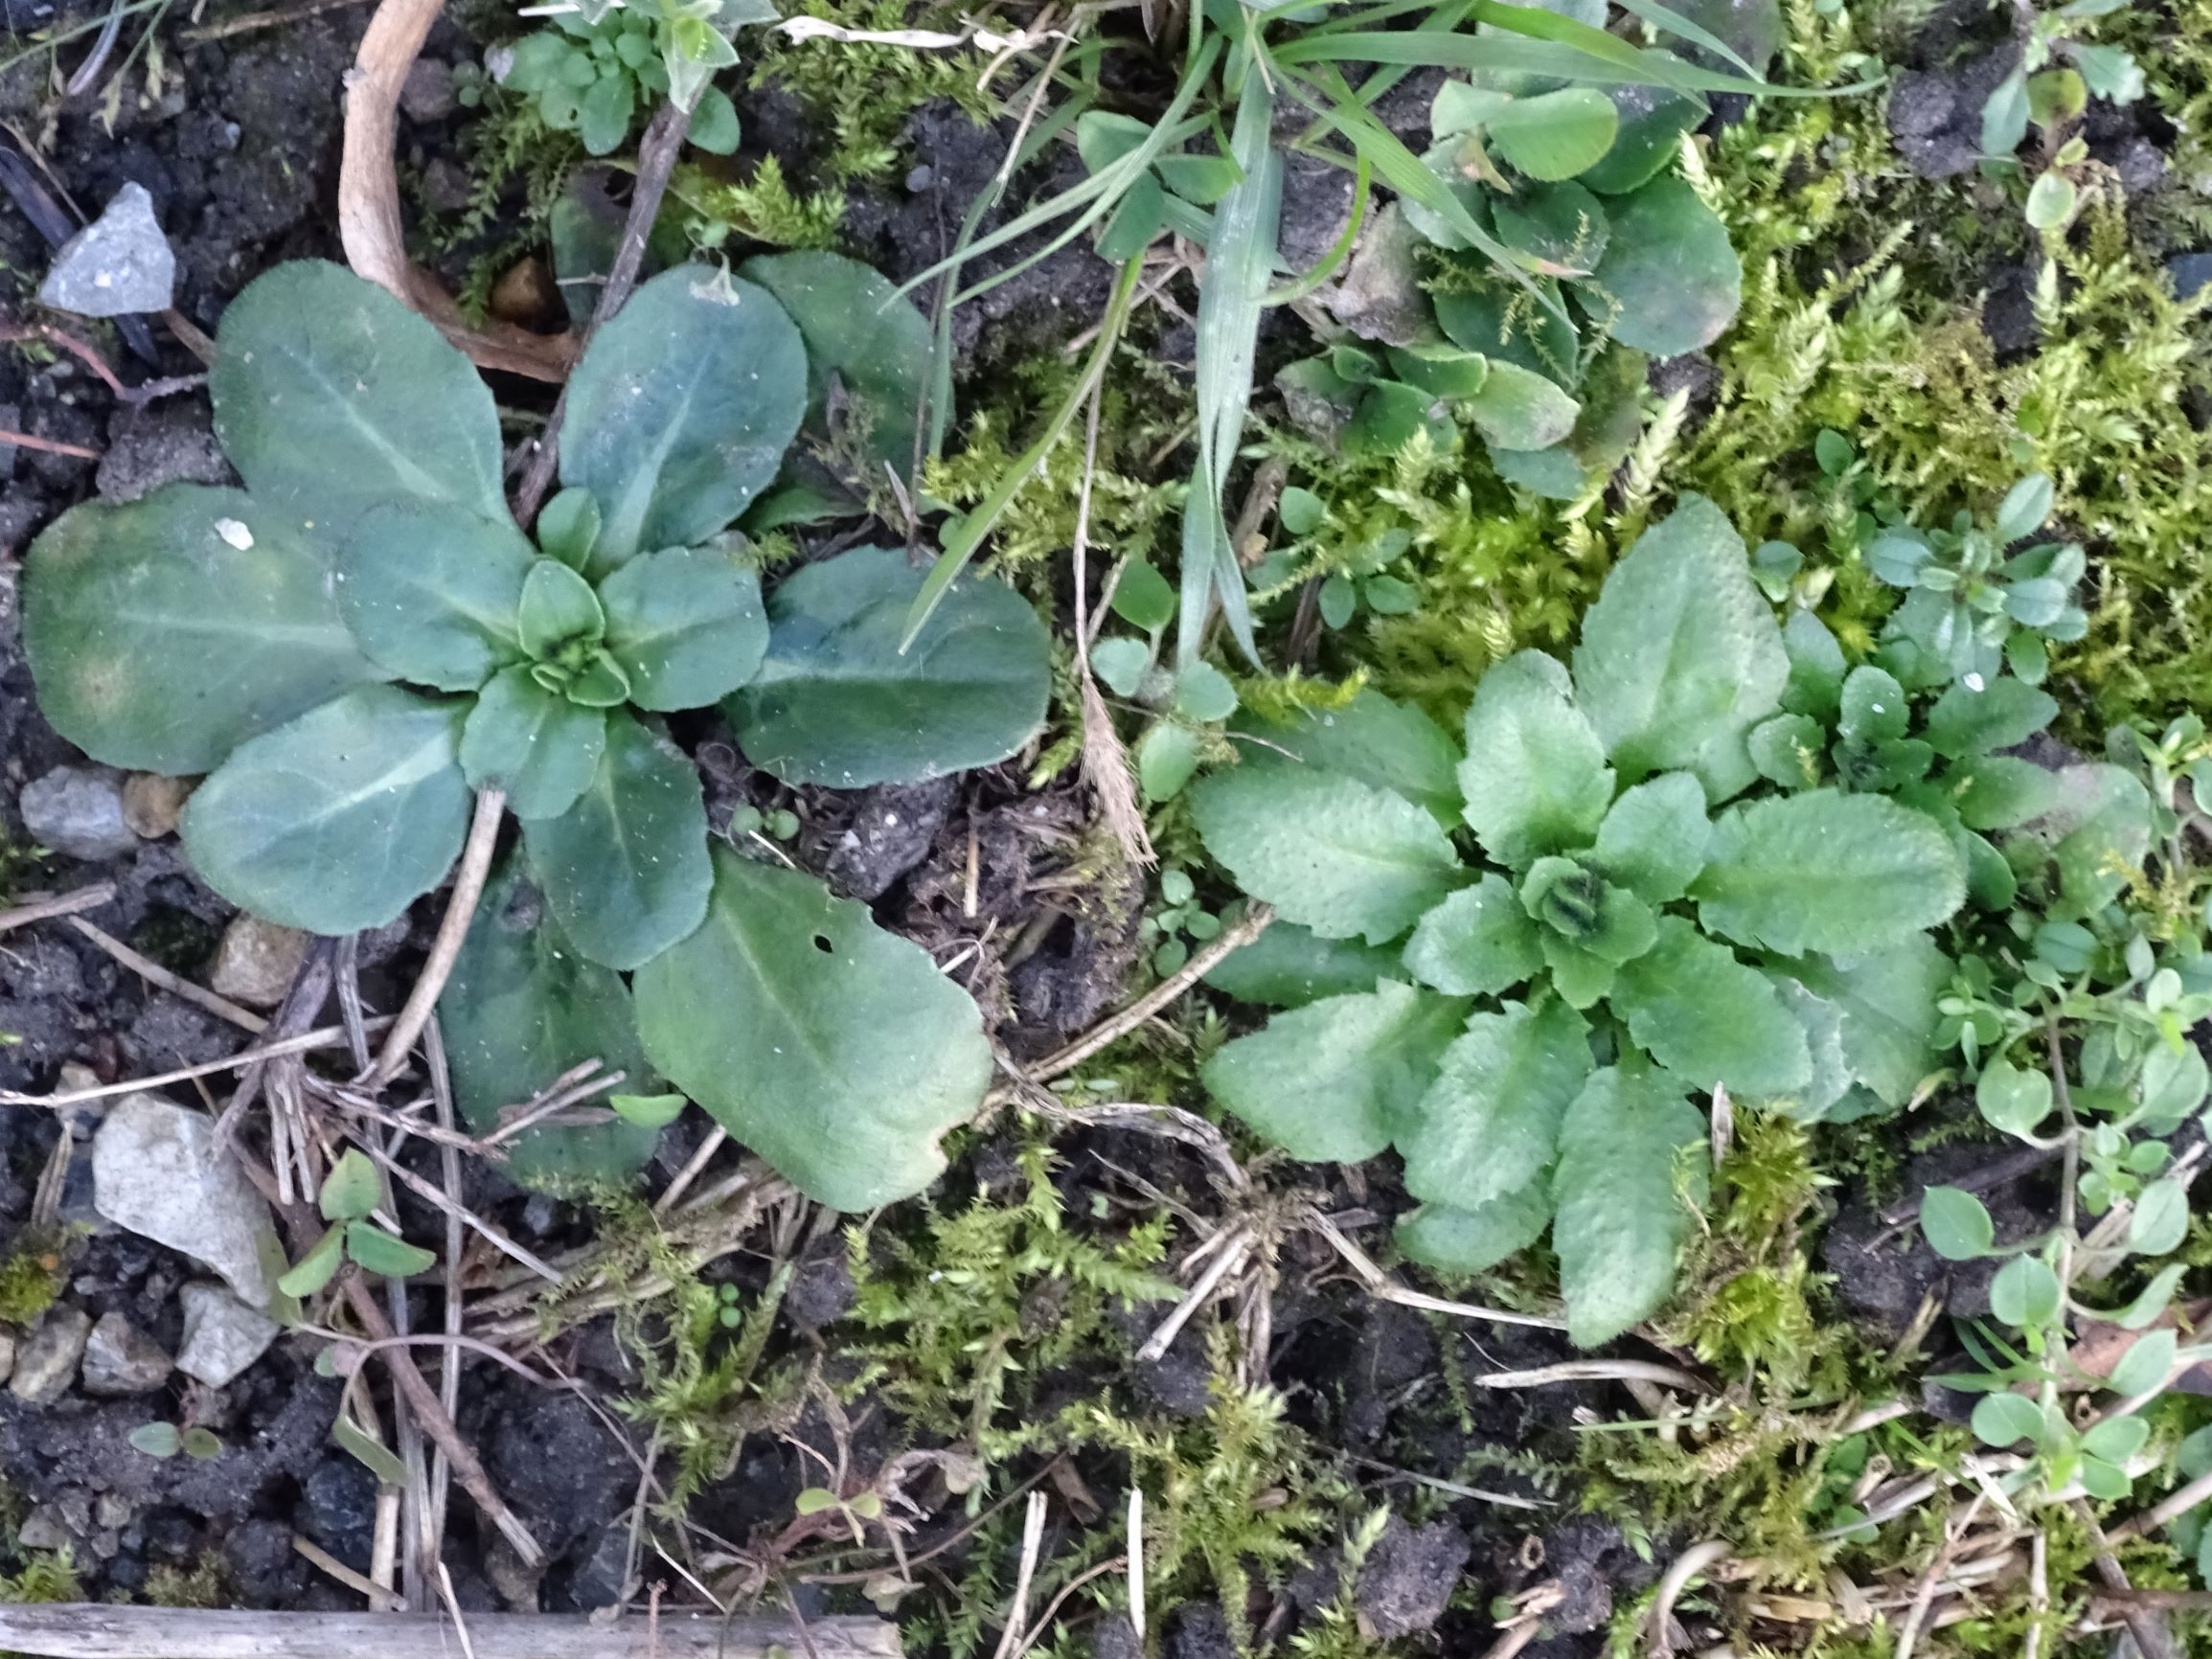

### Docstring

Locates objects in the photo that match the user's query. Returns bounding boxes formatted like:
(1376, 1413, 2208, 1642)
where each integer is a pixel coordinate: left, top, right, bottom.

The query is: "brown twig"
(364, 786, 504, 1086)
(0, 1605, 904, 1657)
(66, 917, 266, 1034)
(185, 0, 374, 38)
(0, 426, 100, 461)
(0, 883, 114, 935)
(513, 100, 694, 524)
(2075, 1499, 2179, 1659)
(1646, 1541, 1730, 1657)
(0, 1021, 375, 1108)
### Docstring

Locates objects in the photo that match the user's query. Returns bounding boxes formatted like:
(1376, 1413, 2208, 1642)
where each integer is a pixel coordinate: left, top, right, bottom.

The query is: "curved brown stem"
(363, 787, 505, 1087)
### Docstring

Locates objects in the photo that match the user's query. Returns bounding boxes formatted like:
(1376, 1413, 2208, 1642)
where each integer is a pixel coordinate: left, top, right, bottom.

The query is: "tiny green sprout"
(794, 1485, 884, 1545)
(1091, 557, 1242, 802)
(717, 1282, 743, 1329)
(1141, 868, 1223, 975)
(728, 805, 801, 841)
(610, 1092, 688, 1130)
(129, 1422, 221, 1461)
(279, 1148, 437, 1296)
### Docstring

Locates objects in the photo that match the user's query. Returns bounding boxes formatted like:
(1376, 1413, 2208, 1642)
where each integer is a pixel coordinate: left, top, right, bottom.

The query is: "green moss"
(139, 1557, 226, 1608)
(747, 0, 996, 185)
(845, 1136, 1177, 1458)
(0, 1245, 63, 1329)
(668, 155, 845, 252)
(0, 1549, 80, 1604)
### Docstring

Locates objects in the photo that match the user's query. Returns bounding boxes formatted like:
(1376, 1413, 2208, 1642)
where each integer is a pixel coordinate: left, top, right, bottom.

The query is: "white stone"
(37, 184, 175, 318)
(92, 1094, 280, 1307)
(174, 1283, 280, 1389)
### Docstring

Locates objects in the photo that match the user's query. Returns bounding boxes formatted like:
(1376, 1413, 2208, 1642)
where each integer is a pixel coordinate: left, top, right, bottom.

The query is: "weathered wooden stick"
(0, 1605, 905, 1659)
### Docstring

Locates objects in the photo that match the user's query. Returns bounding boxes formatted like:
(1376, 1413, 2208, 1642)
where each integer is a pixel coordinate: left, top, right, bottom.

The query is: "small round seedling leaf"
(2109, 1328, 2178, 1398)
(344, 1220, 436, 1280)
(1579, 85, 1705, 194)
(24, 487, 389, 775)
(1921, 1186, 1995, 1261)
(794, 1487, 839, 1516)
(2082, 1415, 2151, 1466)
(1970, 1392, 2047, 1449)
(1976, 1055, 2054, 1137)
(522, 710, 712, 969)
(1492, 180, 1610, 272)
(182, 686, 471, 934)
(610, 1092, 688, 1129)
(277, 1226, 346, 1299)
(1137, 723, 1204, 802)
(728, 546, 1052, 787)
(1485, 88, 1619, 181)
(596, 542, 768, 710)
(1174, 662, 1239, 724)
(517, 558, 606, 659)
(129, 1422, 183, 1459)
(1110, 559, 1177, 632)
(209, 261, 508, 531)
(560, 266, 808, 572)
(319, 1148, 383, 1221)
(2025, 170, 2077, 232)
(2128, 1176, 2190, 1257)
(1589, 176, 1742, 358)
(180, 1427, 223, 1462)
(634, 848, 993, 1211)
(460, 668, 607, 820)
(2140, 1041, 2208, 1124)
(1278, 487, 1326, 537)
(1989, 1255, 2061, 1329)
(335, 499, 535, 692)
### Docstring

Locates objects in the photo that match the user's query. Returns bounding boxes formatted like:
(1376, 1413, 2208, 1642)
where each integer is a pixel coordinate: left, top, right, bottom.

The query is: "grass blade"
(900, 257, 1146, 650)
(1176, 73, 1283, 668)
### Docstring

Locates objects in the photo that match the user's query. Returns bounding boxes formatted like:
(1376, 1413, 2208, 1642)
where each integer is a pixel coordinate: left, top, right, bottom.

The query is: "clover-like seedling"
(279, 1148, 436, 1296)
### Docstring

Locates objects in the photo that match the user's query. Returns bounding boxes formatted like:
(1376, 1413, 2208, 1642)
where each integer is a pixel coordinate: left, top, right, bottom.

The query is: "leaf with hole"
(634, 848, 993, 1210)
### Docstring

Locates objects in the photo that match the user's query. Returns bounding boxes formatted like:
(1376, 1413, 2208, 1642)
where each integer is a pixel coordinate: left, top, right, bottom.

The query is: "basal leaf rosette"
(24, 256, 1047, 1214)
(1194, 494, 1973, 1345)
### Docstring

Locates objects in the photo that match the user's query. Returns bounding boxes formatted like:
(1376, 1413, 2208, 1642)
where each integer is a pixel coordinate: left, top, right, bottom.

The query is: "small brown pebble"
(490, 256, 560, 328)
(121, 772, 194, 839)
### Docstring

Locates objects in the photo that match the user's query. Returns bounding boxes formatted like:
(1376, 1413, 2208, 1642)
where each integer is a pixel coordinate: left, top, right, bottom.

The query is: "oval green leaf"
(1486, 87, 1620, 181)
(1553, 1067, 1708, 1346)
(344, 1221, 436, 1280)
(516, 558, 606, 658)
(24, 486, 388, 774)
(727, 545, 1052, 787)
(739, 251, 936, 482)
(520, 709, 711, 969)
(559, 267, 808, 573)
(209, 261, 507, 531)
(597, 541, 768, 710)
(460, 667, 607, 819)
(1589, 176, 1742, 358)
(335, 499, 534, 692)
(634, 848, 993, 1211)
(1192, 755, 1465, 943)
(181, 685, 471, 933)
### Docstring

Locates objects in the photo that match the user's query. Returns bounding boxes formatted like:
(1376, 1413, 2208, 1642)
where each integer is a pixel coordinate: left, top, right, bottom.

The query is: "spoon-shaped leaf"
(181, 685, 471, 933)
(597, 541, 768, 711)
(727, 545, 1050, 786)
(334, 500, 534, 692)
(521, 710, 711, 969)
(460, 668, 607, 819)
(559, 266, 808, 574)
(440, 854, 661, 1188)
